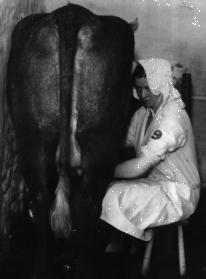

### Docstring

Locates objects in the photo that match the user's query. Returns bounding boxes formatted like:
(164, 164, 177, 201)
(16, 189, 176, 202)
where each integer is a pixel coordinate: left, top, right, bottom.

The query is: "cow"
(6, 3, 135, 279)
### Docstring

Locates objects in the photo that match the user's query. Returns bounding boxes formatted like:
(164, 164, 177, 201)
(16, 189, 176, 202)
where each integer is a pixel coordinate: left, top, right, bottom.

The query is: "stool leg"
(178, 225, 186, 276)
(141, 230, 154, 277)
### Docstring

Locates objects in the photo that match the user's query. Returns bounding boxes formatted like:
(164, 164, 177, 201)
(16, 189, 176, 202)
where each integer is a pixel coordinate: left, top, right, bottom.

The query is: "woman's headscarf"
(133, 58, 183, 107)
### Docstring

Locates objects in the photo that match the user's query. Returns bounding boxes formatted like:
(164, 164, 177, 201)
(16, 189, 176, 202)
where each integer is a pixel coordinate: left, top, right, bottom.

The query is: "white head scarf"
(133, 58, 182, 106)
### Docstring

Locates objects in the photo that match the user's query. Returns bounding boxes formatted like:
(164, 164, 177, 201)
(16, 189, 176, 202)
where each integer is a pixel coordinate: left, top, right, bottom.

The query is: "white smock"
(100, 58, 200, 241)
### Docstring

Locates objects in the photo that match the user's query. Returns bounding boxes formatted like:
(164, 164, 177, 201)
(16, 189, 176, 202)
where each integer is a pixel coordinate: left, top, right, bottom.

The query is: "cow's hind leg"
(20, 140, 58, 279)
(72, 134, 119, 278)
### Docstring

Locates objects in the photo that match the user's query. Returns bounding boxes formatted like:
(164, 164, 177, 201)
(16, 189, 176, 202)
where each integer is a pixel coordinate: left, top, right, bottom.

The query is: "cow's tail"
(50, 169, 71, 238)
(50, 10, 77, 238)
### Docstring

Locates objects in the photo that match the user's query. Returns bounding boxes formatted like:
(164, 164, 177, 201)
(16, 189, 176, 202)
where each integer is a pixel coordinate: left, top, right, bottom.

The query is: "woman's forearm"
(114, 153, 152, 178)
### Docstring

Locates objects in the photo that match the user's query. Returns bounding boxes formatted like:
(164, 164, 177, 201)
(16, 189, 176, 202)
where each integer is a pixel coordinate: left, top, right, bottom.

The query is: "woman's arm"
(114, 152, 153, 179)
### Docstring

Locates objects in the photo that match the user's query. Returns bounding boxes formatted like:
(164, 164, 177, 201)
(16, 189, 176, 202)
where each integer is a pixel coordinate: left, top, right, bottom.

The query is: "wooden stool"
(141, 220, 188, 277)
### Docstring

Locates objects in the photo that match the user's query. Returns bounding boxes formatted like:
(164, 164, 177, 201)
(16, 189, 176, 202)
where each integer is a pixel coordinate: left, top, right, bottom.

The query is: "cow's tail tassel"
(50, 170, 71, 238)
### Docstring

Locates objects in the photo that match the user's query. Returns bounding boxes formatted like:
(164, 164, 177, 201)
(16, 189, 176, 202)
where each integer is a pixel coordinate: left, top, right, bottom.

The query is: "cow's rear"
(6, 3, 134, 278)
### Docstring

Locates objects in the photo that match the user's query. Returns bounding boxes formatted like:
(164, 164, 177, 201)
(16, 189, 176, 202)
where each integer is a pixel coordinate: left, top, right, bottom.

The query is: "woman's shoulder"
(161, 98, 185, 116)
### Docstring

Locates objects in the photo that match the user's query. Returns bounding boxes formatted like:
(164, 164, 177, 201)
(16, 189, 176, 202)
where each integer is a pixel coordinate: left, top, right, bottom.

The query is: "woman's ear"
(133, 88, 140, 99)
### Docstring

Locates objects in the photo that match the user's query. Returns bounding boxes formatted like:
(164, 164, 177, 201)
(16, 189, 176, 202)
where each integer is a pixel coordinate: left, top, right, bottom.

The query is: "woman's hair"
(132, 62, 146, 85)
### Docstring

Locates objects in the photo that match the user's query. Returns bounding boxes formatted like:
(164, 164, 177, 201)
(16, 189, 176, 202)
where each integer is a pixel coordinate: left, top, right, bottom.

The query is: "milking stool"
(141, 219, 188, 277)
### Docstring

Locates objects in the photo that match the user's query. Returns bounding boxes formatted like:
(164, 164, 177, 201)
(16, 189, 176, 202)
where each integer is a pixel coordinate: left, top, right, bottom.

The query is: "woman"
(100, 58, 200, 241)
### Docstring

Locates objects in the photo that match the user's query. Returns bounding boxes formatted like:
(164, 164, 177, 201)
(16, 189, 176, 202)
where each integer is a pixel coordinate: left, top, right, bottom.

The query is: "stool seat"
(141, 219, 188, 277)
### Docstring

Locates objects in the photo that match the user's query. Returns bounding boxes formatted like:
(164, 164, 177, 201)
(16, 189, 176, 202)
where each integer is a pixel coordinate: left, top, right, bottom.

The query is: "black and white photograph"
(0, 0, 206, 278)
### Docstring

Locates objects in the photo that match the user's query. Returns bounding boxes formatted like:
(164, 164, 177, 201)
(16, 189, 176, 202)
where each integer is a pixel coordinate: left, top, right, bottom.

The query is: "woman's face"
(134, 77, 161, 109)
